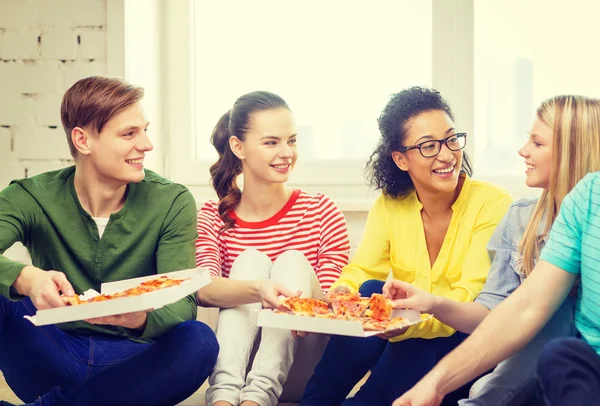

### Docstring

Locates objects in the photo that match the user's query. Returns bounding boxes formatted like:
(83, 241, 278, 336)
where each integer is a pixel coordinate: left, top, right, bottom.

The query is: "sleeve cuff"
(0, 261, 28, 300)
(540, 252, 580, 274)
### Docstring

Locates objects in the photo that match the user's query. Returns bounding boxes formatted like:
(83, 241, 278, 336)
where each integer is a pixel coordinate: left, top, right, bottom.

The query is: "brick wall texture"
(0, 0, 108, 188)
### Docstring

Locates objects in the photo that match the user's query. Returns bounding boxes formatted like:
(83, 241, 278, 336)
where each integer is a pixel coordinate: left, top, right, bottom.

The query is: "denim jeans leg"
(41, 320, 219, 406)
(342, 332, 472, 406)
(0, 296, 90, 403)
(300, 280, 388, 406)
(537, 337, 600, 406)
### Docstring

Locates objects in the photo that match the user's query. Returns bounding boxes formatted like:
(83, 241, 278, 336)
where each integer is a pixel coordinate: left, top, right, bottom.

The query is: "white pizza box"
(24, 268, 212, 326)
(251, 308, 432, 338)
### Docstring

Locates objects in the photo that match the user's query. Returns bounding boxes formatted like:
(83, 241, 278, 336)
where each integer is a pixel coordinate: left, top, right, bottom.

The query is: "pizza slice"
(361, 316, 409, 331)
(329, 293, 369, 317)
(368, 293, 393, 320)
(279, 296, 329, 316)
(61, 276, 189, 306)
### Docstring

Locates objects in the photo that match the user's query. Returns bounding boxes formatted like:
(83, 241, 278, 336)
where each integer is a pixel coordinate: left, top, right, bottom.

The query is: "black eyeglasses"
(398, 133, 467, 158)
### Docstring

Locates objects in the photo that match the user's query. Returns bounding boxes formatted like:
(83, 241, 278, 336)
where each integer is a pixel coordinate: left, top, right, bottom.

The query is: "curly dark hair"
(366, 86, 473, 198)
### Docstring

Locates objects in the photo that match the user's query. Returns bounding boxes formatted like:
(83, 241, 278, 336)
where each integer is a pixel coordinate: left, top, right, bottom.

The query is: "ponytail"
(208, 91, 290, 233)
(209, 110, 242, 233)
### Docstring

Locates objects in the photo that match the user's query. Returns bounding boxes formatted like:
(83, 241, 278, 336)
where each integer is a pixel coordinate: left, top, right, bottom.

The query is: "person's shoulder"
(6, 166, 75, 197)
(502, 198, 538, 231)
(575, 171, 600, 198)
(466, 177, 512, 201)
(198, 199, 220, 215)
(305, 190, 337, 207)
(141, 169, 185, 188)
(377, 190, 416, 211)
(138, 170, 191, 196)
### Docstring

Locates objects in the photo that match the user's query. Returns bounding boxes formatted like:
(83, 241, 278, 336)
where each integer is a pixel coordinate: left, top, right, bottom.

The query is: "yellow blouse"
(331, 176, 513, 341)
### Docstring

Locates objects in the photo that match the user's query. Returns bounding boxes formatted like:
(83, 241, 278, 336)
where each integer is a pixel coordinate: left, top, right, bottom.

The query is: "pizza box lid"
(24, 268, 212, 326)
(250, 308, 432, 338)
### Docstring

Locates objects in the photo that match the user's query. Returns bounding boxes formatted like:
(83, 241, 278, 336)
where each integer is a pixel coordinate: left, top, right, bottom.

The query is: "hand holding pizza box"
(251, 292, 432, 338)
(24, 268, 212, 326)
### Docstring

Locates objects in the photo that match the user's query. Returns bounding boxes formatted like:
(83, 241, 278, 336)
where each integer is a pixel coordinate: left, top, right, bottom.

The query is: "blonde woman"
(386, 95, 600, 406)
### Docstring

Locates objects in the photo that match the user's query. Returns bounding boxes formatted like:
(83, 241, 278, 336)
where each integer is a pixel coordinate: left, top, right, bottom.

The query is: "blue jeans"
(537, 337, 600, 406)
(301, 280, 476, 406)
(0, 296, 219, 406)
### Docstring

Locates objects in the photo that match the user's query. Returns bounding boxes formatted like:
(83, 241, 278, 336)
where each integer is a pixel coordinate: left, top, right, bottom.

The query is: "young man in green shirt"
(0, 76, 290, 406)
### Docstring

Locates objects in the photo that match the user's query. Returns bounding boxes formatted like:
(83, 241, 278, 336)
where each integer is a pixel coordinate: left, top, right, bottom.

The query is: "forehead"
(247, 108, 295, 137)
(530, 117, 553, 140)
(403, 110, 454, 144)
(102, 102, 148, 132)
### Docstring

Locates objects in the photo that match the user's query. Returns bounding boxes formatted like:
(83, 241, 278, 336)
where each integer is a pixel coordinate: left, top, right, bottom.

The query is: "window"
(193, 0, 432, 163)
(166, 0, 440, 205)
(474, 0, 600, 179)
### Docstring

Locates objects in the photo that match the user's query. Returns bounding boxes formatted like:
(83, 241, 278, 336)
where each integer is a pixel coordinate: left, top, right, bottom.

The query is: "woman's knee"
(230, 249, 272, 280)
(358, 280, 385, 297)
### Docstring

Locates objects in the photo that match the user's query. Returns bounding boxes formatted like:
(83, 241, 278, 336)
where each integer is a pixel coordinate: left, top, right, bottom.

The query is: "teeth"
(434, 165, 454, 174)
(526, 164, 535, 170)
(127, 158, 143, 165)
(273, 165, 288, 169)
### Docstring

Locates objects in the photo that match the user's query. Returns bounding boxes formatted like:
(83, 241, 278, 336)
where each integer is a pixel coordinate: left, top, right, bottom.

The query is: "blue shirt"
(540, 172, 600, 355)
(476, 198, 539, 310)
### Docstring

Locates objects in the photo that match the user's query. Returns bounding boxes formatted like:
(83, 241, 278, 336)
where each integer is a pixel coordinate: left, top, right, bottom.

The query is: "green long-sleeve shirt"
(0, 166, 198, 342)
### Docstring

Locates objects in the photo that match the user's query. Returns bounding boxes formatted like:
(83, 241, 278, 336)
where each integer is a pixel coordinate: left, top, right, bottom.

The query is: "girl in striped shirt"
(195, 91, 350, 406)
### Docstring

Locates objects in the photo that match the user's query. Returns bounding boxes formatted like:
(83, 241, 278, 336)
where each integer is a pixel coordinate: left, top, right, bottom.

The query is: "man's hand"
(13, 266, 75, 310)
(383, 280, 436, 313)
(257, 280, 295, 309)
(85, 310, 151, 330)
(392, 381, 443, 406)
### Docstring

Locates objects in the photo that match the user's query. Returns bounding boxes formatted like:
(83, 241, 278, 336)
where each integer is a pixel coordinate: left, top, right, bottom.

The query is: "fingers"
(276, 284, 296, 298)
(392, 298, 411, 309)
(39, 287, 66, 309)
(263, 294, 280, 309)
(51, 271, 75, 296)
(291, 330, 310, 338)
(391, 398, 405, 406)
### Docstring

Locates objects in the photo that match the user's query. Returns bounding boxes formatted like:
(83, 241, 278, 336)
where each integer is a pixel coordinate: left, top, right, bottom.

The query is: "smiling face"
(391, 110, 463, 195)
(519, 117, 554, 189)
(77, 102, 153, 185)
(230, 108, 298, 185)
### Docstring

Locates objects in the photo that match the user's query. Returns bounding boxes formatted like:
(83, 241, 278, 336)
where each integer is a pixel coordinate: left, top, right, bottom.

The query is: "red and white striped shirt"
(195, 189, 350, 292)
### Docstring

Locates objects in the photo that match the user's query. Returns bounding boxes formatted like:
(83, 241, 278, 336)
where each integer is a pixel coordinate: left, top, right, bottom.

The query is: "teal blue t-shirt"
(540, 172, 600, 355)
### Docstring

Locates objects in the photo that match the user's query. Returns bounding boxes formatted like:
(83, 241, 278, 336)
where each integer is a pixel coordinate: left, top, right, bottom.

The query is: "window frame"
(164, 0, 537, 208)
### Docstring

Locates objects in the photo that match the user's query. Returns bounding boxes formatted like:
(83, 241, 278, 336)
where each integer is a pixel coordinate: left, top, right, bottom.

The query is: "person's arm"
(314, 194, 350, 292)
(197, 276, 293, 308)
(392, 196, 512, 340)
(139, 189, 199, 339)
(0, 185, 33, 298)
(384, 279, 491, 334)
(393, 262, 576, 406)
(329, 194, 391, 293)
(195, 200, 223, 277)
(0, 184, 75, 307)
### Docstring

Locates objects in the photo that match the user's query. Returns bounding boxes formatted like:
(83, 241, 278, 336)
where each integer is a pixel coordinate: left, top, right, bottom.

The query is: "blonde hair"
(520, 95, 600, 275)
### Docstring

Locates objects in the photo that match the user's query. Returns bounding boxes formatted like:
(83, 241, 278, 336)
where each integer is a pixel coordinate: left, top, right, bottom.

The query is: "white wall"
(0, 0, 368, 265)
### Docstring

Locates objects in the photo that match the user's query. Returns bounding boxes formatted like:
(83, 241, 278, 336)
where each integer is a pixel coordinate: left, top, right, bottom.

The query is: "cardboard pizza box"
(24, 268, 212, 326)
(250, 308, 432, 338)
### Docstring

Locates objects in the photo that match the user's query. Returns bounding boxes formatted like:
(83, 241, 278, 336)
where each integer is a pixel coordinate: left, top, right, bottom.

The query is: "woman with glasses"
(300, 86, 512, 406)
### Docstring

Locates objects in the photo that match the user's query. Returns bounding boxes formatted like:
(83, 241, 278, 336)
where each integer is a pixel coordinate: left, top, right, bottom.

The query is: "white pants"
(206, 249, 323, 406)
